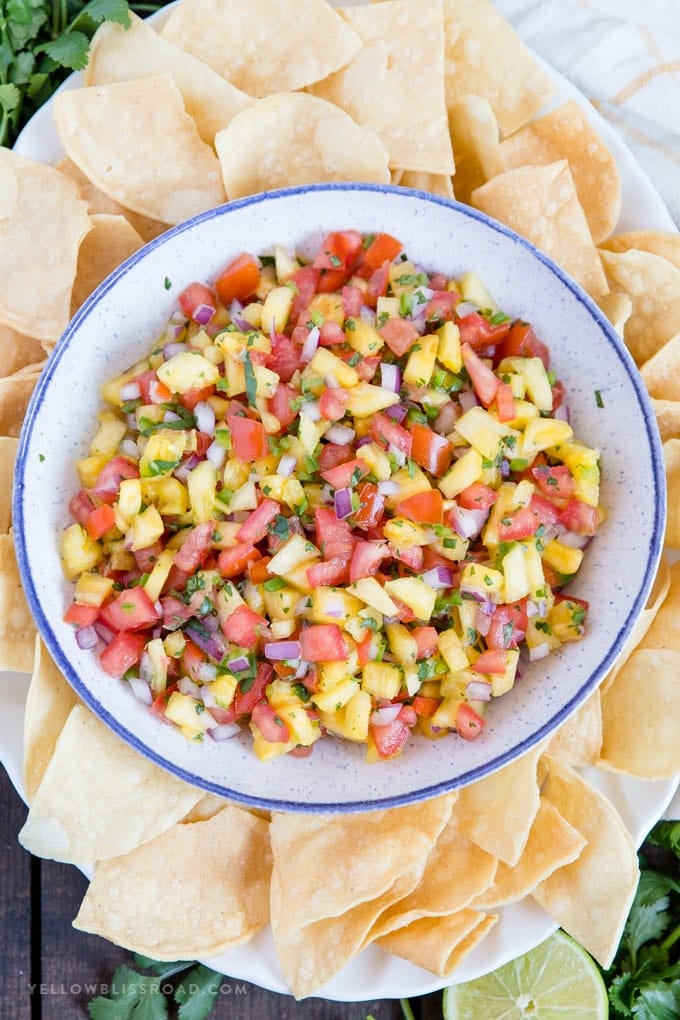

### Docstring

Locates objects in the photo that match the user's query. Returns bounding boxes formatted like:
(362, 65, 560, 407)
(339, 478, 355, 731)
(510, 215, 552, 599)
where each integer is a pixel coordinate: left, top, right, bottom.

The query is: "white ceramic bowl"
(13, 183, 665, 813)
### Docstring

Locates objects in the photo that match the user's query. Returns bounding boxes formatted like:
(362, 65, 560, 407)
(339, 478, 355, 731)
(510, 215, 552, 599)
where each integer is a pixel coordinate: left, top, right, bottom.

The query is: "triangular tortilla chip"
(70, 213, 145, 316)
(0, 531, 37, 672)
(449, 94, 504, 205)
(651, 397, 680, 442)
(0, 324, 45, 377)
(0, 364, 43, 431)
(377, 909, 498, 978)
(0, 436, 18, 533)
(663, 438, 680, 549)
(600, 249, 680, 364)
(23, 637, 79, 802)
(599, 229, 680, 270)
(640, 332, 680, 401)
(546, 690, 602, 768)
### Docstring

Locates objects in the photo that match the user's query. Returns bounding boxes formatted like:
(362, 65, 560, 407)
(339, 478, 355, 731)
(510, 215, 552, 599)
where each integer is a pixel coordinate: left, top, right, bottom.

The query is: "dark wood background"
(1, 766, 447, 1019)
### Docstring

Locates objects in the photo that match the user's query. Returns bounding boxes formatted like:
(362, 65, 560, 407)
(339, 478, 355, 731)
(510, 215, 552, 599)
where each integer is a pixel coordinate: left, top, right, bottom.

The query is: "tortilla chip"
(57, 157, 168, 243)
(651, 398, 680, 442)
(0, 149, 91, 344)
(85, 14, 254, 144)
(599, 229, 680, 271)
(214, 92, 390, 200)
(471, 161, 608, 298)
(376, 909, 498, 978)
(70, 214, 145, 316)
(0, 324, 45, 377)
(594, 291, 632, 338)
(599, 648, 680, 780)
(18, 703, 203, 864)
(269, 793, 455, 938)
(161, 0, 362, 98)
(663, 438, 680, 548)
(471, 799, 586, 909)
(532, 755, 639, 969)
(74, 805, 271, 959)
(181, 792, 234, 823)
(54, 75, 226, 225)
(310, 0, 454, 175)
(640, 332, 680, 401)
(0, 436, 18, 532)
(393, 169, 455, 199)
(0, 363, 43, 432)
(448, 94, 504, 205)
(441, 0, 554, 135)
(0, 532, 37, 672)
(599, 249, 680, 364)
(448, 742, 544, 865)
(546, 690, 602, 768)
(23, 637, 79, 803)
(500, 101, 621, 244)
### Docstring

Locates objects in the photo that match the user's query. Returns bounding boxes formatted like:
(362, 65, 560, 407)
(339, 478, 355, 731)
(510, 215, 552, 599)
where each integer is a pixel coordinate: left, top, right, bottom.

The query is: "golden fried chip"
(18, 704, 203, 864)
(594, 291, 632, 338)
(471, 161, 608, 298)
(0, 436, 18, 532)
(663, 438, 680, 549)
(70, 214, 145, 316)
(74, 805, 271, 959)
(546, 690, 602, 768)
(448, 742, 544, 865)
(599, 229, 680, 270)
(448, 94, 504, 205)
(0, 531, 37, 672)
(0, 363, 43, 430)
(161, 0, 362, 98)
(269, 793, 455, 938)
(311, 0, 454, 175)
(57, 157, 168, 242)
(0, 324, 45, 377)
(54, 75, 226, 225)
(500, 101, 621, 244)
(640, 332, 680, 401)
(441, 0, 554, 135)
(651, 398, 680, 442)
(471, 799, 585, 909)
(23, 637, 79, 802)
(599, 648, 680, 780)
(376, 909, 498, 978)
(393, 169, 455, 199)
(0, 149, 91, 344)
(599, 249, 680, 364)
(214, 92, 390, 200)
(532, 755, 639, 969)
(85, 14, 254, 143)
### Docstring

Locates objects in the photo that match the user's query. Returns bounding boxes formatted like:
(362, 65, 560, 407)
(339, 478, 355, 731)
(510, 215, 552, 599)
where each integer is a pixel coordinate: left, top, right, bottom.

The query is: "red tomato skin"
(233, 662, 274, 718)
(378, 318, 420, 357)
(559, 498, 600, 536)
(455, 703, 486, 740)
(69, 489, 95, 525)
(221, 604, 269, 649)
(64, 603, 99, 628)
(349, 540, 389, 582)
(268, 382, 299, 432)
(92, 456, 139, 504)
(471, 648, 508, 675)
(394, 489, 444, 525)
(85, 503, 116, 540)
(462, 342, 499, 407)
(235, 499, 281, 545)
(99, 587, 160, 633)
(173, 522, 215, 573)
(314, 507, 356, 561)
(370, 412, 413, 456)
(265, 332, 302, 382)
(458, 312, 511, 351)
(318, 443, 354, 473)
(228, 415, 269, 462)
(494, 321, 550, 369)
(306, 558, 350, 588)
(300, 624, 347, 662)
(409, 423, 453, 477)
(319, 387, 349, 421)
(457, 481, 499, 511)
(497, 506, 539, 542)
(319, 458, 369, 489)
(351, 482, 385, 531)
(486, 602, 528, 650)
(412, 626, 438, 659)
(289, 265, 321, 324)
(178, 282, 215, 322)
(532, 464, 575, 502)
(218, 543, 261, 579)
(215, 253, 260, 305)
(100, 632, 146, 677)
(362, 232, 403, 270)
(251, 701, 290, 743)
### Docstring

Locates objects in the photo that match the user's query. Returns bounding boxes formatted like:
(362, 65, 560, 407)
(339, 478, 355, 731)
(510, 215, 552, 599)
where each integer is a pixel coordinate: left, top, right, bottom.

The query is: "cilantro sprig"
(87, 955, 222, 1020)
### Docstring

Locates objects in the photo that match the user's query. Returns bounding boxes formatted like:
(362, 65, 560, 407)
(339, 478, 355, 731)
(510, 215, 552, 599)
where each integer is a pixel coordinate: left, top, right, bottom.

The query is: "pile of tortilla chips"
(1, 0, 680, 1001)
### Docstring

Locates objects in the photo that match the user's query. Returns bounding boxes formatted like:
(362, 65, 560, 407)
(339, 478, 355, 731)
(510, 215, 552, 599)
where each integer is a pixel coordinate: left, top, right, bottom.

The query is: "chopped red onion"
(300, 325, 320, 363)
(193, 303, 215, 325)
(93, 620, 116, 645)
(325, 424, 355, 445)
(526, 599, 547, 619)
(194, 400, 216, 436)
(227, 655, 250, 672)
(163, 410, 182, 423)
(206, 440, 227, 470)
(458, 389, 479, 412)
(433, 402, 459, 435)
(120, 439, 140, 460)
(422, 565, 453, 590)
(555, 525, 590, 549)
(278, 453, 297, 477)
(185, 620, 226, 660)
(377, 479, 401, 496)
(174, 453, 201, 482)
(208, 721, 240, 741)
(448, 504, 488, 540)
(380, 363, 401, 393)
(385, 403, 408, 423)
(359, 305, 376, 326)
(178, 676, 202, 698)
(466, 679, 492, 701)
(301, 399, 321, 421)
(370, 704, 402, 726)
(529, 642, 550, 662)
(264, 640, 302, 661)
(293, 660, 310, 680)
(195, 662, 218, 683)
(475, 608, 492, 636)
(456, 301, 479, 317)
(334, 487, 353, 519)
(163, 341, 188, 360)
(75, 624, 99, 650)
(128, 676, 153, 706)
(229, 298, 250, 331)
(355, 435, 373, 448)
(325, 372, 340, 389)
(119, 381, 142, 402)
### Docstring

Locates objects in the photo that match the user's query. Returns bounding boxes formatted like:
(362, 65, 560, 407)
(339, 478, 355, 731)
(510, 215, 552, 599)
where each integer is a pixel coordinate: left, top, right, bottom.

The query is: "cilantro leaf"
(88, 965, 154, 1020)
(175, 965, 221, 1020)
(630, 980, 680, 1020)
(35, 31, 92, 71)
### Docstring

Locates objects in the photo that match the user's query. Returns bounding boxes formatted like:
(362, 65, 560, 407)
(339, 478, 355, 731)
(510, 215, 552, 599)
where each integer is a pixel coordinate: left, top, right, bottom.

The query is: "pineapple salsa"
(61, 230, 603, 762)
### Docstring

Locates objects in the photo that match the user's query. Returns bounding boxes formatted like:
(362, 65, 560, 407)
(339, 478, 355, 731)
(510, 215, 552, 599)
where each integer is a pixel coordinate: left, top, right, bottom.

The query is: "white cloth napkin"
(497, 0, 680, 229)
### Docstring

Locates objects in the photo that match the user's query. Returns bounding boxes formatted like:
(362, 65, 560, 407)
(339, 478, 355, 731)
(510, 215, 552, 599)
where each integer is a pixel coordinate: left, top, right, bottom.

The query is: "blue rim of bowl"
(12, 182, 667, 813)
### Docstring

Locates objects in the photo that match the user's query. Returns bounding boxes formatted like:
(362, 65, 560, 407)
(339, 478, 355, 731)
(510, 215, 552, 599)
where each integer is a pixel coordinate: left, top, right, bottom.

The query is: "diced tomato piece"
(218, 543, 261, 579)
(370, 412, 412, 455)
(409, 423, 453, 477)
(392, 544, 424, 571)
(265, 332, 303, 383)
(289, 265, 321, 324)
(529, 492, 562, 528)
(268, 382, 300, 432)
(532, 464, 575, 502)
(319, 387, 349, 421)
(351, 482, 385, 530)
(233, 662, 273, 717)
(314, 230, 363, 271)
(412, 626, 438, 659)
(251, 700, 290, 743)
(159, 594, 193, 630)
(378, 317, 420, 357)
(318, 442, 354, 473)
(84, 503, 116, 540)
(92, 456, 139, 504)
(248, 555, 273, 585)
(494, 321, 550, 369)
(150, 682, 178, 723)
(179, 385, 216, 411)
(495, 382, 516, 423)
(472, 648, 508, 675)
(457, 482, 499, 511)
(99, 586, 161, 633)
(370, 707, 414, 759)
(181, 637, 207, 683)
(63, 602, 99, 628)
(172, 522, 215, 573)
(455, 702, 486, 740)
(300, 624, 347, 662)
(228, 414, 269, 462)
(362, 232, 403, 270)
(365, 262, 390, 305)
(349, 539, 389, 582)
(552, 379, 566, 411)
(320, 457, 369, 489)
(100, 632, 146, 677)
(486, 601, 528, 650)
(394, 489, 443, 525)
(559, 498, 600, 536)
(69, 489, 95, 525)
(178, 282, 216, 323)
(307, 557, 350, 588)
(423, 290, 460, 323)
(222, 604, 269, 648)
(314, 507, 356, 561)
(462, 343, 499, 407)
(267, 514, 303, 553)
(355, 354, 381, 382)
(319, 321, 346, 346)
(458, 312, 511, 351)
(497, 506, 539, 542)
(411, 694, 440, 717)
(342, 284, 364, 319)
(215, 252, 260, 305)
(356, 631, 376, 667)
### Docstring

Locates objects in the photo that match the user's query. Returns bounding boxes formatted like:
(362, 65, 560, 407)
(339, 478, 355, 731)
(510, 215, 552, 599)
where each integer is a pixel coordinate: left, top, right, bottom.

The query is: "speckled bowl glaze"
(13, 183, 665, 813)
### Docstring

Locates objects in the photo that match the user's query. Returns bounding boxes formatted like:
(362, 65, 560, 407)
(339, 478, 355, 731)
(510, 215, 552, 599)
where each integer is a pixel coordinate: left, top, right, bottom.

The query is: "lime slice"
(442, 930, 608, 1019)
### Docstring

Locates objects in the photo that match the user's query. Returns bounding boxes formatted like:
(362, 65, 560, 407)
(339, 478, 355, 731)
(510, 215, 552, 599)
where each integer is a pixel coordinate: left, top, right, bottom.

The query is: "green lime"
(442, 930, 608, 1019)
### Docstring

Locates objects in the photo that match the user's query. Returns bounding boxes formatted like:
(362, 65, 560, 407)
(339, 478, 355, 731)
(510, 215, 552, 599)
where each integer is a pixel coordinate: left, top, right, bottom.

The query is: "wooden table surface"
(1, 765, 446, 1019)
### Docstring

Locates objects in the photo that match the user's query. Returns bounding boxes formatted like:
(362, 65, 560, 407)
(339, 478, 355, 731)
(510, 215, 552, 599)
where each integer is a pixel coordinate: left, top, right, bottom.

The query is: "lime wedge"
(442, 930, 608, 1019)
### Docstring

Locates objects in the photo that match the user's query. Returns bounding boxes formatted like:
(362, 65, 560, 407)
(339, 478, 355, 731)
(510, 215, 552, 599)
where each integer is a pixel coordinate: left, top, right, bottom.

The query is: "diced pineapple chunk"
(548, 598, 587, 644)
(144, 637, 168, 696)
(437, 321, 462, 373)
(343, 689, 372, 741)
(460, 562, 504, 601)
(500, 542, 532, 603)
(228, 479, 258, 512)
(455, 406, 518, 460)
(90, 410, 127, 459)
(156, 351, 220, 394)
(308, 291, 345, 325)
(437, 628, 469, 673)
(542, 539, 584, 577)
(356, 442, 392, 481)
(117, 478, 143, 522)
(313, 679, 360, 714)
(345, 317, 384, 356)
(307, 587, 362, 625)
(74, 571, 115, 607)
(550, 440, 600, 507)
(384, 465, 432, 508)
(164, 692, 213, 739)
(385, 623, 418, 666)
(222, 457, 251, 492)
(384, 576, 437, 621)
(403, 334, 439, 387)
(155, 477, 189, 516)
(268, 534, 320, 576)
(140, 430, 187, 478)
(127, 505, 164, 551)
(347, 576, 399, 617)
(431, 696, 464, 729)
(498, 356, 553, 412)
(76, 454, 108, 489)
(345, 382, 400, 417)
(309, 347, 358, 387)
(519, 417, 573, 461)
(250, 727, 297, 761)
(438, 448, 484, 498)
(209, 673, 238, 708)
(164, 630, 186, 658)
(459, 270, 498, 313)
(143, 548, 176, 602)
(383, 517, 431, 548)
(261, 285, 293, 333)
(361, 662, 402, 700)
(252, 363, 280, 399)
(187, 460, 217, 523)
(262, 585, 300, 622)
(275, 702, 320, 747)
